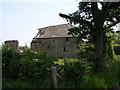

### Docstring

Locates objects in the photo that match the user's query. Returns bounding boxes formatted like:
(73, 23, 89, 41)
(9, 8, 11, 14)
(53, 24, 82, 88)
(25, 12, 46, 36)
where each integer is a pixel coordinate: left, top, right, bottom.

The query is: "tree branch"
(59, 13, 95, 31)
(105, 19, 120, 29)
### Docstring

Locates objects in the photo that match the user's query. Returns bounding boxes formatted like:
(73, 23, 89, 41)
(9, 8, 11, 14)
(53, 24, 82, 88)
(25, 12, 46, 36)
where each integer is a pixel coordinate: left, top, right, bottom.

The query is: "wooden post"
(51, 66, 62, 88)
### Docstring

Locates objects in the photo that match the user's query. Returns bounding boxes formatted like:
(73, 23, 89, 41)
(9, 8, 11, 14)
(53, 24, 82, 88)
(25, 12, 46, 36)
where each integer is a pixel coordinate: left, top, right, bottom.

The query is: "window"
(63, 47, 66, 52)
(66, 37, 69, 41)
(48, 45, 50, 49)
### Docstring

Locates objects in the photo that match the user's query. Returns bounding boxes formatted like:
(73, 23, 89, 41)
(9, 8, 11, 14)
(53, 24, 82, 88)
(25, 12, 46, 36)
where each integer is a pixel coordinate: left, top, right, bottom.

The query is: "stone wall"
(31, 37, 78, 58)
(4, 40, 19, 51)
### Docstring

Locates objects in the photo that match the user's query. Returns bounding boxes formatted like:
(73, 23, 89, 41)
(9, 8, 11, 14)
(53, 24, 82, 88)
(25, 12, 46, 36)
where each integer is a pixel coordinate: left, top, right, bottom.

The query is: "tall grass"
(3, 77, 53, 88)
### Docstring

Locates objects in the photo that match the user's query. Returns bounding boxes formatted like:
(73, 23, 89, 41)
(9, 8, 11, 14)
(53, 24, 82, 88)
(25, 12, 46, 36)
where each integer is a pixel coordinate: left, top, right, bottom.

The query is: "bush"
(2, 46, 58, 81)
(61, 58, 92, 88)
(77, 43, 94, 60)
(2, 46, 21, 80)
(80, 76, 107, 88)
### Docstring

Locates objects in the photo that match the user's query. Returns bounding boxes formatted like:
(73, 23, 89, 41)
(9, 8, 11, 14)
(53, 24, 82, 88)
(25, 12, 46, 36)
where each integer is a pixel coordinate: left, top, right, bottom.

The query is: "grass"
(3, 78, 53, 88)
(96, 55, 120, 88)
(3, 73, 53, 88)
(80, 76, 107, 88)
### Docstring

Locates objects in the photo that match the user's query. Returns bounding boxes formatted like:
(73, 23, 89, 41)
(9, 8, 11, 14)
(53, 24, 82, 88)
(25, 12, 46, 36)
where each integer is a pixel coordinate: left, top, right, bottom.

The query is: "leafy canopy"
(59, 2, 120, 43)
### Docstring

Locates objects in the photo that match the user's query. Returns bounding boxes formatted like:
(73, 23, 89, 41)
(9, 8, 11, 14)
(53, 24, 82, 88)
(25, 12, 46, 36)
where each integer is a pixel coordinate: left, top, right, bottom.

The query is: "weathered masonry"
(31, 24, 78, 58)
(4, 40, 19, 51)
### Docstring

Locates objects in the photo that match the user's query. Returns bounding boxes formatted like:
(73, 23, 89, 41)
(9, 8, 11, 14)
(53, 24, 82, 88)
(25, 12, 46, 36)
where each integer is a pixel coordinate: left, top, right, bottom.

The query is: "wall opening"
(63, 47, 66, 52)
(66, 37, 69, 41)
(48, 45, 50, 49)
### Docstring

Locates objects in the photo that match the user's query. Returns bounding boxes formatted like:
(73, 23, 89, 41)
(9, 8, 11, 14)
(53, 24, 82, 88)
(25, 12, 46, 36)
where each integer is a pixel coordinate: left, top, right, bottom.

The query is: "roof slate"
(34, 24, 73, 38)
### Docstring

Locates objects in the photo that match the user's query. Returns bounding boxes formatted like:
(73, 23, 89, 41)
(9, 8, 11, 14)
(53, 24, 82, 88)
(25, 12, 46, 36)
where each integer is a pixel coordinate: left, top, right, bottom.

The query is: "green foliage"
(76, 43, 94, 60)
(62, 58, 92, 88)
(2, 46, 57, 82)
(80, 76, 107, 88)
(114, 46, 120, 55)
(2, 45, 120, 88)
(104, 31, 118, 57)
(98, 56, 120, 88)
(3, 78, 53, 88)
(2, 45, 21, 80)
(79, 55, 120, 88)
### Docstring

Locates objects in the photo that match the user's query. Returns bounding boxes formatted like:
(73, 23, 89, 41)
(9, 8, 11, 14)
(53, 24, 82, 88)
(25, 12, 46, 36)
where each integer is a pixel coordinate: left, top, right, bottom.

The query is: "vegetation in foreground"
(1, 44, 120, 88)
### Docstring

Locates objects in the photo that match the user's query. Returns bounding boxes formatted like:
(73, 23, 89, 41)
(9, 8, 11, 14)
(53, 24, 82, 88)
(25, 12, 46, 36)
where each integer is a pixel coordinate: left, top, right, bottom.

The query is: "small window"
(66, 37, 69, 41)
(48, 45, 50, 49)
(63, 47, 66, 52)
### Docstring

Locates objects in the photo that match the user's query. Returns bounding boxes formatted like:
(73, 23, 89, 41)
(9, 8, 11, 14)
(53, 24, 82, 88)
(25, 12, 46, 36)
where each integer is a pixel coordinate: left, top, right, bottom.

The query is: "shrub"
(76, 43, 94, 60)
(2, 46, 21, 80)
(80, 76, 107, 88)
(16, 50, 58, 81)
(62, 58, 92, 88)
(2, 45, 58, 81)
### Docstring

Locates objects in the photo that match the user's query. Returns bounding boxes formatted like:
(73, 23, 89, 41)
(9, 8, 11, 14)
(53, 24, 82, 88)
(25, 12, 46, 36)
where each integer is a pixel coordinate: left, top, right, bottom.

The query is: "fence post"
(51, 66, 62, 88)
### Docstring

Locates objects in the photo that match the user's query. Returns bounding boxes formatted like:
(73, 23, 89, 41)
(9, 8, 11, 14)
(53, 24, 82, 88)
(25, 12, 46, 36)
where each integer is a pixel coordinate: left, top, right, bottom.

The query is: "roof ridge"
(37, 24, 69, 30)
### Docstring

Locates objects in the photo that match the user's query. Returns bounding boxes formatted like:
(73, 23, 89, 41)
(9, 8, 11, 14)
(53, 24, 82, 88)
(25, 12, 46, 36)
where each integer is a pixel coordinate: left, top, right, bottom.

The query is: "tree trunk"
(91, 2, 105, 55)
(94, 28, 105, 72)
(94, 29, 104, 55)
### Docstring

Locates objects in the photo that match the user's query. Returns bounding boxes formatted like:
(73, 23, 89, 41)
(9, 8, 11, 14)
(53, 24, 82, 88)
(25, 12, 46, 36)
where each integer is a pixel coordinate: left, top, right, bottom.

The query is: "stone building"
(4, 40, 19, 51)
(31, 24, 79, 58)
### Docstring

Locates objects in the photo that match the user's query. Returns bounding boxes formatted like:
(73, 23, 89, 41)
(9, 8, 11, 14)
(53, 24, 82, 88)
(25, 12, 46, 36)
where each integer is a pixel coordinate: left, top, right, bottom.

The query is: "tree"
(59, 2, 120, 72)
(59, 2, 120, 56)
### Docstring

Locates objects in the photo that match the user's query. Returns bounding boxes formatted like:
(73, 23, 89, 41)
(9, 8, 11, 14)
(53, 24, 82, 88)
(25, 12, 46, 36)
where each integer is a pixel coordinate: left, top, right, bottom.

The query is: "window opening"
(48, 45, 50, 49)
(66, 37, 69, 41)
(63, 47, 66, 52)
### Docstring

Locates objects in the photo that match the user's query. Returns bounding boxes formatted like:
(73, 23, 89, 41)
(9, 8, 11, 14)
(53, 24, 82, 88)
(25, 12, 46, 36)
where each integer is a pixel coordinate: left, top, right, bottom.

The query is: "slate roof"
(34, 24, 73, 38)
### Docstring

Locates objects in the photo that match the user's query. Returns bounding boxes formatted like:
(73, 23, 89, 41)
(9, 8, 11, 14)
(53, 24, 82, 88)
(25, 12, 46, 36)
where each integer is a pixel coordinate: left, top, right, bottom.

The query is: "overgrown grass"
(3, 80, 52, 88)
(93, 55, 120, 88)
(3, 74, 53, 88)
(80, 76, 107, 88)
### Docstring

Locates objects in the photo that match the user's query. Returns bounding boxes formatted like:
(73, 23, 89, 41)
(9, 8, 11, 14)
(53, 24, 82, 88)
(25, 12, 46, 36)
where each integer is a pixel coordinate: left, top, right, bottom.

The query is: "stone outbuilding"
(31, 24, 79, 58)
(4, 40, 19, 51)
